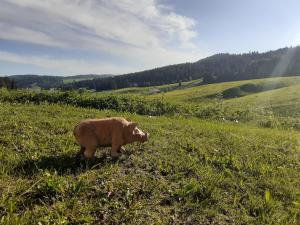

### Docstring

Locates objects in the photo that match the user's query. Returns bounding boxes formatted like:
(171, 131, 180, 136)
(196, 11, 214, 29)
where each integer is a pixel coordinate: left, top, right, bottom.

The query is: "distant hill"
(9, 74, 112, 89)
(62, 74, 112, 84)
(63, 46, 300, 91)
(10, 75, 63, 89)
(0, 76, 15, 89)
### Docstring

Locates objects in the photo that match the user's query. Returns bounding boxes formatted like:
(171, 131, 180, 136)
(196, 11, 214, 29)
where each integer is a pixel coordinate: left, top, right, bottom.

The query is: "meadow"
(0, 76, 300, 224)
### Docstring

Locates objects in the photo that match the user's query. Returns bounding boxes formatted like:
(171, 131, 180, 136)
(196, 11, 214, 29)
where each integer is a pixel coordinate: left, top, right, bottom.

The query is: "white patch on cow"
(133, 127, 145, 136)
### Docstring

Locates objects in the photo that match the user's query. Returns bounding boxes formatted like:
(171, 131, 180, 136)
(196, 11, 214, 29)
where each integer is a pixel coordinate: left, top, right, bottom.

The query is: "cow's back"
(74, 117, 129, 147)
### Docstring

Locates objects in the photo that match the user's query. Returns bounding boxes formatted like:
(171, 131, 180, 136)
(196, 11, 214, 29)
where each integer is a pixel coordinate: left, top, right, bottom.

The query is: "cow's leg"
(76, 146, 85, 160)
(111, 134, 124, 158)
(75, 131, 97, 158)
(78, 146, 85, 155)
(111, 144, 122, 158)
(80, 145, 97, 168)
(83, 145, 97, 159)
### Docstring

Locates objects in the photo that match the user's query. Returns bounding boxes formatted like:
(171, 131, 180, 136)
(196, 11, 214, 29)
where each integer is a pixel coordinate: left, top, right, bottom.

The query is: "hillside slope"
(1, 76, 300, 130)
(149, 76, 300, 121)
(150, 76, 300, 103)
(0, 102, 299, 224)
(64, 46, 300, 91)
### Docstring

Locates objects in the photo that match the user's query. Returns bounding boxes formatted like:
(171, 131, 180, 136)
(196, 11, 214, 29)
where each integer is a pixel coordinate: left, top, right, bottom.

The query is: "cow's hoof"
(110, 152, 122, 160)
(117, 147, 125, 153)
(111, 154, 121, 159)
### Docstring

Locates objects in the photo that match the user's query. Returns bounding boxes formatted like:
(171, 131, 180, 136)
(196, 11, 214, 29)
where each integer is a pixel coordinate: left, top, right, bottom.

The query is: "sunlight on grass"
(0, 101, 299, 224)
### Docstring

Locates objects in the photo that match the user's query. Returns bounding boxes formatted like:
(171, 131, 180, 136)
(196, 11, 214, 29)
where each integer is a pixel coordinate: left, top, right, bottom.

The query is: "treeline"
(9, 74, 110, 89)
(200, 47, 300, 83)
(63, 46, 300, 91)
(0, 77, 15, 89)
(10, 75, 64, 89)
(63, 63, 198, 91)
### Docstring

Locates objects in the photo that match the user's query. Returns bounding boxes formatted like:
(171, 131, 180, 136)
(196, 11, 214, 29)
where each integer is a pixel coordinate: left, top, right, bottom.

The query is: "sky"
(0, 0, 299, 76)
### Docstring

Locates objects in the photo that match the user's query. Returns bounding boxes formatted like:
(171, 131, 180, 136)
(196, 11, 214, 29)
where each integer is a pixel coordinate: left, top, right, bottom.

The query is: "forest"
(0, 77, 15, 89)
(62, 46, 300, 91)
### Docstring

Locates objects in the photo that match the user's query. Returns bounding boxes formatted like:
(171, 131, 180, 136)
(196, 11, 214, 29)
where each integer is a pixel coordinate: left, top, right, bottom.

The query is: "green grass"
(149, 77, 300, 102)
(147, 77, 300, 128)
(1, 76, 300, 224)
(108, 79, 202, 95)
(62, 75, 107, 84)
(2, 79, 300, 131)
(62, 78, 95, 84)
(0, 102, 299, 224)
(99, 76, 300, 124)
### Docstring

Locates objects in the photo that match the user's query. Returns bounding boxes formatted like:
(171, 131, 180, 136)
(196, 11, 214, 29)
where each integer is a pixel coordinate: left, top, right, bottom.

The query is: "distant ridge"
(63, 46, 300, 91)
(8, 46, 300, 91)
(9, 74, 113, 89)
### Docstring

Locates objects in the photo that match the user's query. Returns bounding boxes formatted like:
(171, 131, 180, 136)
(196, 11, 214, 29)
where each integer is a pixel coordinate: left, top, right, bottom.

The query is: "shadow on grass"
(12, 153, 116, 176)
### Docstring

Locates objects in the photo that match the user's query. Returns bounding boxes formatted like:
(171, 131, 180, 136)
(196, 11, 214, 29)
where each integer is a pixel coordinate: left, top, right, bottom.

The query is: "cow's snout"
(142, 132, 149, 142)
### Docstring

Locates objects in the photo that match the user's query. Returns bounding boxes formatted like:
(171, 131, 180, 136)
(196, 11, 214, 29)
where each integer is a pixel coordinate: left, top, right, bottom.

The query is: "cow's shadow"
(13, 152, 117, 177)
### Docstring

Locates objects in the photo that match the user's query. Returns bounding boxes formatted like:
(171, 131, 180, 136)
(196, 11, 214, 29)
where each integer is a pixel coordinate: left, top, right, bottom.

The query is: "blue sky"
(0, 0, 299, 76)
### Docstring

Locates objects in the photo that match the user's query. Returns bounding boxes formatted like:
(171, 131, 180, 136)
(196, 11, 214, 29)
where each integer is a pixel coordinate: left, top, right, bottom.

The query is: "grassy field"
(108, 79, 202, 95)
(0, 77, 300, 224)
(62, 75, 110, 84)
(92, 77, 300, 130)
(148, 77, 300, 102)
(102, 76, 300, 120)
(149, 77, 300, 128)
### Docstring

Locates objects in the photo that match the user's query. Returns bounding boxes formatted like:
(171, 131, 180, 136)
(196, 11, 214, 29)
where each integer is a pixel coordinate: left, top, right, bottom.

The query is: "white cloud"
(0, 0, 202, 73)
(0, 23, 66, 48)
(0, 51, 137, 74)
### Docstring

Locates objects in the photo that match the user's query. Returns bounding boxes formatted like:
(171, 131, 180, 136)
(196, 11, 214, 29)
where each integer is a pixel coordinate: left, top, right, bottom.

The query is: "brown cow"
(73, 117, 149, 159)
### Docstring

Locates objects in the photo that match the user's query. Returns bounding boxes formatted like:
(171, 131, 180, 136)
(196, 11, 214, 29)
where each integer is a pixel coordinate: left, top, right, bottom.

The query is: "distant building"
(148, 88, 161, 94)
